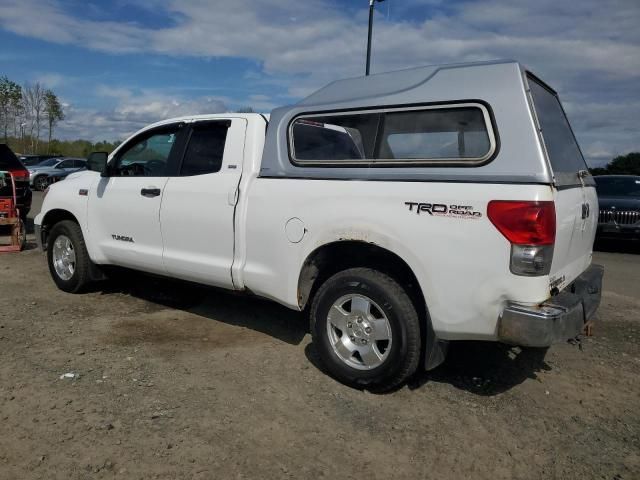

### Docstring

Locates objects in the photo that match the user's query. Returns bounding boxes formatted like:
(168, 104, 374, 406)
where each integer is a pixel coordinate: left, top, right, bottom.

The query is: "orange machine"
(0, 171, 26, 253)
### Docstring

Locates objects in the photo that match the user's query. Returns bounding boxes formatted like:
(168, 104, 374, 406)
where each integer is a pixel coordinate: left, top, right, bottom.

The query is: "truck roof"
(141, 113, 270, 132)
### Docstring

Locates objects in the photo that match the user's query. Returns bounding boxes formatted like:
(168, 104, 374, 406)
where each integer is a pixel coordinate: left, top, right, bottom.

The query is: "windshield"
(35, 158, 60, 167)
(594, 177, 640, 198)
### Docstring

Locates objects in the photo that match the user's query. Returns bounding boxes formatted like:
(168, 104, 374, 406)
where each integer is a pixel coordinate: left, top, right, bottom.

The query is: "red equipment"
(0, 171, 26, 253)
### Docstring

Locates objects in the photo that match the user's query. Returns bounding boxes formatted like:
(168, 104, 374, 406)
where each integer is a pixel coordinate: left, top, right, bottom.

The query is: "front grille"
(599, 209, 640, 225)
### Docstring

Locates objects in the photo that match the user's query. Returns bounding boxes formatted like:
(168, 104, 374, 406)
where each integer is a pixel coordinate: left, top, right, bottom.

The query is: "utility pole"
(366, 0, 385, 76)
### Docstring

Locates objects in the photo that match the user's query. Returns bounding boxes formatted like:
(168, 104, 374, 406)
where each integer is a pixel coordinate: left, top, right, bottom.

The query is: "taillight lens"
(487, 201, 555, 245)
(488, 201, 556, 276)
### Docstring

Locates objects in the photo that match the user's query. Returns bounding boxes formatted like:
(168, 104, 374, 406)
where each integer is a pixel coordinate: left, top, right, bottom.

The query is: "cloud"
(1, 0, 638, 164)
(57, 87, 228, 141)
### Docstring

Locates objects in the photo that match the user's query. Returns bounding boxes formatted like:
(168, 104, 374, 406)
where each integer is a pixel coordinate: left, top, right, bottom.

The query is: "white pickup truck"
(35, 60, 603, 391)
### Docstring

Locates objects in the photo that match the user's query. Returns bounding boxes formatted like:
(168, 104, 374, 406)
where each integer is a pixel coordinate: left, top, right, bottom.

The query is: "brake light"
(487, 201, 556, 276)
(487, 201, 555, 245)
(6, 169, 29, 182)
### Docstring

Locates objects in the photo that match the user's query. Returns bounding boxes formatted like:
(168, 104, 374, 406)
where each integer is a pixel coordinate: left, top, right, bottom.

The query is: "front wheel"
(310, 268, 422, 392)
(47, 220, 92, 293)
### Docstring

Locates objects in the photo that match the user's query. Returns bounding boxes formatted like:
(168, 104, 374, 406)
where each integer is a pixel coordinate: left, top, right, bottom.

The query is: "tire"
(34, 175, 49, 191)
(47, 220, 92, 293)
(310, 268, 421, 392)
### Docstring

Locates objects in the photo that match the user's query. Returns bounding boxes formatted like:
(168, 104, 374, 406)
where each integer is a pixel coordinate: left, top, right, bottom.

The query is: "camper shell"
(262, 59, 592, 189)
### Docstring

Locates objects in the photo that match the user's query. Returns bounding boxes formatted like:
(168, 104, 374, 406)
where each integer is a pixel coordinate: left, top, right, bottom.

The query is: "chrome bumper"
(498, 264, 604, 347)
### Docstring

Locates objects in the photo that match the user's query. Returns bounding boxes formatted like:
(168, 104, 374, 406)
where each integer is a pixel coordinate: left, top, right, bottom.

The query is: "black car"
(594, 175, 640, 239)
(0, 144, 32, 219)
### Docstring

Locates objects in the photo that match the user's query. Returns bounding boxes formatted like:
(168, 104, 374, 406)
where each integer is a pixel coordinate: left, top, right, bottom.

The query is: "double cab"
(35, 60, 603, 391)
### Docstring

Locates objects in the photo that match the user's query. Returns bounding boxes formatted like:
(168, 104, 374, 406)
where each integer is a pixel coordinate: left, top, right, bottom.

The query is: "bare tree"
(0, 76, 21, 142)
(44, 90, 64, 152)
(22, 82, 46, 153)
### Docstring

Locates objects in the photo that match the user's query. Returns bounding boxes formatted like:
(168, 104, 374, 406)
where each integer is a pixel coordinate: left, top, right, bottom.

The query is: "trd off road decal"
(404, 202, 482, 219)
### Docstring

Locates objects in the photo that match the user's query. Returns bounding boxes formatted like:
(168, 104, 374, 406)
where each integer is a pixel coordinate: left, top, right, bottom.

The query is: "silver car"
(28, 157, 87, 191)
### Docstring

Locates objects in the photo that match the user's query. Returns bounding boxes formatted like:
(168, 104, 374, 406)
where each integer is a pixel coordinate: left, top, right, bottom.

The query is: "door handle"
(140, 188, 161, 198)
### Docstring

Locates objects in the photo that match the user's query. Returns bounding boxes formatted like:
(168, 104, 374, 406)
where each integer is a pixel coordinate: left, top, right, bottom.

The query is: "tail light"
(487, 201, 556, 276)
(7, 170, 29, 182)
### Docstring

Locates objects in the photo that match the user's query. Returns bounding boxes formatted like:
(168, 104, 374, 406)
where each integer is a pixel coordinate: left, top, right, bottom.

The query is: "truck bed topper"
(261, 59, 552, 185)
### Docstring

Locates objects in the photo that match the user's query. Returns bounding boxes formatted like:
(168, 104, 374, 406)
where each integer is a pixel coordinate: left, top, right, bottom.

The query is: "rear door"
(160, 118, 246, 288)
(526, 74, 598, 288)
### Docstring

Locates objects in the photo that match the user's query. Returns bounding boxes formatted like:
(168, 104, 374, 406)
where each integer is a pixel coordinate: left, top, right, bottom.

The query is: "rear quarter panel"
(241, 179, 554, 340)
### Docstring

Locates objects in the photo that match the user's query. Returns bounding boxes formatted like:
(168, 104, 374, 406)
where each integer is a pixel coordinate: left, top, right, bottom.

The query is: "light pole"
(20, 122, 26, 154)
(366, 0, 385, 76)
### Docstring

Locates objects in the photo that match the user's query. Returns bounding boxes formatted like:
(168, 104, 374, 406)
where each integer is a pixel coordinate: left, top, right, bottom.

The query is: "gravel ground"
(0, 193, 638, 479)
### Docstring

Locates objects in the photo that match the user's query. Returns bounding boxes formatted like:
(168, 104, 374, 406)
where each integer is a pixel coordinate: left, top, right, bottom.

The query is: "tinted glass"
(292, 115, 378, 161)
(115, 128, 178, 177)
(290, 106, 492, 164)
(180, 123, 228, 176)
(73, 160, 86, 168)
(380, 108, 490, 159)
(594, 177, 640, 197)
(528, 77, 587, 177)
(58, 160, 75, 169)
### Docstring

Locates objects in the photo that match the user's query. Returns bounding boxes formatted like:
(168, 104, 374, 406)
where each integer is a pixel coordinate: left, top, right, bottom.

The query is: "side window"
(380, 108, 491, 160)
(113, 127, 179, 177)
(58, 160, 75, 169)
(180, 122, 229, 176)
(74, 160, 86, 168)
(289, 104, 495, 166)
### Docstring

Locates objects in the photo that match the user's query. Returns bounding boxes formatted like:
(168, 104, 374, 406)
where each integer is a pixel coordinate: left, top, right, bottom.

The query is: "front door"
(160, 118, 246, 288)
(88, 123, 185, 274)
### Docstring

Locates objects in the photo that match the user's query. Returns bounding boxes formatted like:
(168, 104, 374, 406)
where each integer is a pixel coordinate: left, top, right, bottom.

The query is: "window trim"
(287, 100, 499, 167)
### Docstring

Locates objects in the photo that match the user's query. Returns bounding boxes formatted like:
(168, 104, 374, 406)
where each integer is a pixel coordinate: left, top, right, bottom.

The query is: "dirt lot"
(1, 193, 639, 479)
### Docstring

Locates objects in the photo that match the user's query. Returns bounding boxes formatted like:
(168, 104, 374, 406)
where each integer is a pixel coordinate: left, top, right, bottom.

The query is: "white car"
(35, 60, 603, 391)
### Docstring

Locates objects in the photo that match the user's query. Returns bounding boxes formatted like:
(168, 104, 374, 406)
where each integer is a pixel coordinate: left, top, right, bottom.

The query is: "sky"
(0, 0, 638, 166)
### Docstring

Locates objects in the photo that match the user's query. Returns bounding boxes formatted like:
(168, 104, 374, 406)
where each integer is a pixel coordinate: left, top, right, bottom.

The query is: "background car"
(28, 157, 87, 191)
(46, 164, 87, 186)
(595, 175, 640, 239)
(0, 144, 32, 219)
(18, 154, 63, 167)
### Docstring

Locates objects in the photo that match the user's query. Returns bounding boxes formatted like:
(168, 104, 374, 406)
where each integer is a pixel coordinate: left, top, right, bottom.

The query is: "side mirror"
(87, 152, 108, 176)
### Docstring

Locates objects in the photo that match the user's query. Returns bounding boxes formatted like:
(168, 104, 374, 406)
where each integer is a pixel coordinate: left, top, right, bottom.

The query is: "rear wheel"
(34, 175, 49, 191)
(310, 268, 421, 392)
(47, 220, 92, 293)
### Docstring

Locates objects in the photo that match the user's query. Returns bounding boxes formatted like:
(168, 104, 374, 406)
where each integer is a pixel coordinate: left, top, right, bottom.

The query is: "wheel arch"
(298, 240, 446, 370)
(40, 208, 81, 248)
(297, 240, 426, 314)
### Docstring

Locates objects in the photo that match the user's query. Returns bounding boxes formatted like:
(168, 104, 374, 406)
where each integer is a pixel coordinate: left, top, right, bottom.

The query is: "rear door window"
(180, 122, 229, 176)
(527, 75, 588, 185)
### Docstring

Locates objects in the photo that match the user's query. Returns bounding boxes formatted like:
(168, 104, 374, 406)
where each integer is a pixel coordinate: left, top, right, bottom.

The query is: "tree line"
(0, 76, 65, 154)
(0, 75, 120, 157)
(589, 152, 640, 176)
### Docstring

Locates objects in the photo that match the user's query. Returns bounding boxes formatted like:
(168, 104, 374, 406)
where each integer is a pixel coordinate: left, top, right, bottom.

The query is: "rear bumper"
(498, 264, 604, 347)
(597, 224, 640, 239)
